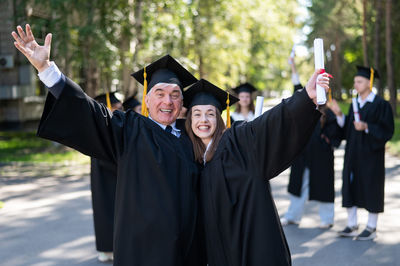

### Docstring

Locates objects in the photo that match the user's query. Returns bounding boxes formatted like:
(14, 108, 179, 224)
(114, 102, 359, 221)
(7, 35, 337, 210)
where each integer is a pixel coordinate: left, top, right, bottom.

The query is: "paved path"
(0, 162, 104, 265)
(270, 145, 400, 266)
(0, 144, 399, 265)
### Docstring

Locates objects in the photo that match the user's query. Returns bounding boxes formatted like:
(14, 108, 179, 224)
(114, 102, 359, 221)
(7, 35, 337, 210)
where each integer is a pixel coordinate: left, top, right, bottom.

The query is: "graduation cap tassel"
(328, 88, 332, 102)
(141, 66, 149, 117)
(106, 92, 112, 110)
(226, 92, 231, 128)
(370, 67, 374, 92)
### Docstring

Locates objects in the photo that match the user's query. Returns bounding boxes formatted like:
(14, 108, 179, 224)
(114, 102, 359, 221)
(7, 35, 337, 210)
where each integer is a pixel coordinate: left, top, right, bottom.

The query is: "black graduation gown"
(37, 76, 206, 266)
(288, 108, 342, 203)
(341, 95, 394, 213)
(200, 89, 321, 266)
(90, 158, 117, 252)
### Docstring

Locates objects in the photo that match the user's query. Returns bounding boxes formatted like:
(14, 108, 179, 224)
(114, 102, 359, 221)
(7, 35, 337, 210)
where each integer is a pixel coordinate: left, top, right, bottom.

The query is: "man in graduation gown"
(330, 66, 394, 240)
(12, 25, 206, 265)
(91, 92, 122, 262)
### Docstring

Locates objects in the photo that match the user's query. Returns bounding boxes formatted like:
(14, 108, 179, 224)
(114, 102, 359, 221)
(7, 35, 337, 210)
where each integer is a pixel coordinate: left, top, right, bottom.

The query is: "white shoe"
(354, 227, 377, 241)
(98, 252, 113, 262)
(338, 225, 359, 237)
(280, 217, 299, 226)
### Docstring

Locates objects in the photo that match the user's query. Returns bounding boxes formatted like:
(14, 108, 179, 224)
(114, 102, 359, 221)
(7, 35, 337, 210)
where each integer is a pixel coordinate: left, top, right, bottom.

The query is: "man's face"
(145, 83, 183, 125)
(354, 76, 370, 95)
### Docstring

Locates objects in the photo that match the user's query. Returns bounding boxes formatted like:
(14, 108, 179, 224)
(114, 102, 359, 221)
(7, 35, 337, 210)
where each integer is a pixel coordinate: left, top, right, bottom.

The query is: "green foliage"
(16, 0, 305, 96)
(387, 110, 400, 156)
(0, 132, 89, 163)
(13, 0, 398, 111)
(306, 0, 400, 109)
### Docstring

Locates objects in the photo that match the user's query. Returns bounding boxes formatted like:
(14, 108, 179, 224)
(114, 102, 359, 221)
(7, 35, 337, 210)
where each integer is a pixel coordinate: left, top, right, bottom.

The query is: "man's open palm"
(11, 24, 52, 72)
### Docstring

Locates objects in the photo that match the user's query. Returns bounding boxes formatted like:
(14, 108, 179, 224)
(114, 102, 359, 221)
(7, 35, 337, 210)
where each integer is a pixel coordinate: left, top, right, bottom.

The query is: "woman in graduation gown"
(282, 105, 342, 228)
(183, 72, 330, 266)
(230, 83, 257, 122)
(12, 25, 206, 266)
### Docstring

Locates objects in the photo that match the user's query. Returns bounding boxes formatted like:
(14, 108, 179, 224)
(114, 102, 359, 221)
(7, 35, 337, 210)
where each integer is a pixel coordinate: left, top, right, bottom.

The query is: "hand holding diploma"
(352, 98, 360, 122)
(314, 38, 328, 105)
(354, 121, 368, 131)
(305, 69, 330, 105)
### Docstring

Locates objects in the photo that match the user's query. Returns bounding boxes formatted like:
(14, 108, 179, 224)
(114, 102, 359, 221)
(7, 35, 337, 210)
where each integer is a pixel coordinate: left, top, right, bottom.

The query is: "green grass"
(337, 100, 351, 114)
(0, 131, 89, 163)
(387, 110, 400, 156)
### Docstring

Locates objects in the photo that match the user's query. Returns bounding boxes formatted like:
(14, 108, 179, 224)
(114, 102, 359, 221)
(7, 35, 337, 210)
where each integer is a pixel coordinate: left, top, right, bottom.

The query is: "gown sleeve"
(231, 88, 321, 180)
(323, 108, 342, 148)
(366, 100, 394, 150)
(37, 75, 125, 163)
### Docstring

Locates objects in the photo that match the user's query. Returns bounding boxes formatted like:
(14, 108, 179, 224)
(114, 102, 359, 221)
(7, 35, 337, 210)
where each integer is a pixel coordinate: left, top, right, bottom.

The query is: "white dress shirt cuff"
(336, 114, 345, 128)
(291, 73, 300, 85)
(38, 61, 62, 87)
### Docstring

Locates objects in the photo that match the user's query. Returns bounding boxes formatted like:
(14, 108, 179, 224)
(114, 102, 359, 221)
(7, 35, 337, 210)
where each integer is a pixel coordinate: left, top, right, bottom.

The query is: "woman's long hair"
(185, 107, 226, 164)
(319, 105, 328, 128)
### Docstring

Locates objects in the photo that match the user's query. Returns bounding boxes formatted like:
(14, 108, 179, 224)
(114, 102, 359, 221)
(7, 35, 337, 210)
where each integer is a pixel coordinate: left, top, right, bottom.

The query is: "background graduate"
(90, 92, 122, 262)
(122, 94, 141, 113)
(183, 71, 330, 266)
(330, 66, 394, 240)
(281, 60, 342, 229)
(12, 25, 206, 266)
(230, 83, 257, 122)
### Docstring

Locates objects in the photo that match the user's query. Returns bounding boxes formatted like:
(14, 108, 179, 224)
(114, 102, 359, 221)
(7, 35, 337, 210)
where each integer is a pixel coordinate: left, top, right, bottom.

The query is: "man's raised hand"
(12, 24, 52, 72)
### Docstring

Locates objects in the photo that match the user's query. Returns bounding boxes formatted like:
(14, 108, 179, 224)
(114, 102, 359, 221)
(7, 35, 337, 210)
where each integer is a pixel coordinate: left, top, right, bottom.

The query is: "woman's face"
(191, 105, 217, 145)
(238, 92, 251, 108)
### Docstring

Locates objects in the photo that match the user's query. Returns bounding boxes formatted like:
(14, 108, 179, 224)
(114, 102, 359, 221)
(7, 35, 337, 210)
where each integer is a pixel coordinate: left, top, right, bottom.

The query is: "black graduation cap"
(94, 92, 121, 107)
(184, 79, 239, 112)
(355, 65, 380, 80)
(131, 54, 198, 92)
(183, 79, 239, 128)
(123, 96, 141, 110)
(232, 83, 257, 95)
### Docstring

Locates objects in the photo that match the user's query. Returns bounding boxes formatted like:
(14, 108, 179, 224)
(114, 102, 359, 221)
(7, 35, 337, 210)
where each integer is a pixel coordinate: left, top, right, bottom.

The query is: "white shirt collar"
(203, 139, 213, 166)
(231, 111, 255, 122)
(148, 116, 178, 130)
(148, 116, 181, 137)
(357, 91, 375, 108)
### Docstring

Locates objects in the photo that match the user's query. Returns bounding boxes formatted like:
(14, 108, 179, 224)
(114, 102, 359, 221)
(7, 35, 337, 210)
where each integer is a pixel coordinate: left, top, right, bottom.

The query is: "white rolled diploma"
(314, 38, 327, 105)
(254, 96, 264, 118)
(352, 98, 360, 122)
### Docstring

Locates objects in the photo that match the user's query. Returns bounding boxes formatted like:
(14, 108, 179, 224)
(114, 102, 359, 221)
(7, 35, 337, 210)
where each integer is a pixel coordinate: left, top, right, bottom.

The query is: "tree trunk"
(362, 0, 369, 66)
(373, 0, 383, 96)
(121, 0, 144, 98)
(385, 0, 396, 116)
(332, 35, 342, 100)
